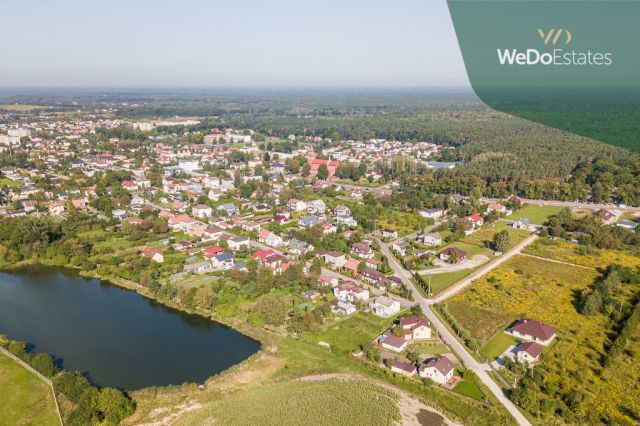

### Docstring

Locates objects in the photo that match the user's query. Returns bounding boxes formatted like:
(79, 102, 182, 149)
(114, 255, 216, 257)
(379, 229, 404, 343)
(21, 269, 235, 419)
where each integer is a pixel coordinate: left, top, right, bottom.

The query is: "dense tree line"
(0, 335, 134, 425)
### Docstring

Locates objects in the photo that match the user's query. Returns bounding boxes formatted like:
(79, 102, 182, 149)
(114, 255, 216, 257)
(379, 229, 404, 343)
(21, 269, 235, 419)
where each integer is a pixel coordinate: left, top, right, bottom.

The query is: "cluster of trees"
(335, 162, 368, 181)
(0, 335, 134, 425)
(546, 208, 640, 250)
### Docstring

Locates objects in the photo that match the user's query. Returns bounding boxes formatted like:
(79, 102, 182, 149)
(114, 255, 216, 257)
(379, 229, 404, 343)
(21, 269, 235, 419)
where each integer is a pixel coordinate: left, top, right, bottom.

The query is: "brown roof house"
(391, 359, 416, 377)
(418, 356, 454, 385)
(510, 319, 557, 346)
(515, 341, 543, 365)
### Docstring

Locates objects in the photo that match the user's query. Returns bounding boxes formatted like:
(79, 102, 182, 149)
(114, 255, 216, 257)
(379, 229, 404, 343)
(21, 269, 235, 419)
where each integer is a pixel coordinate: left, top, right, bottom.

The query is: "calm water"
(0, 266, 259, 390)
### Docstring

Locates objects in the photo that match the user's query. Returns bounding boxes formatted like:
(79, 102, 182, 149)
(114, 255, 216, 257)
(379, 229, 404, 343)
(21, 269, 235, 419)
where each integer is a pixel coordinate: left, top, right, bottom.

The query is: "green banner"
(448, 0, 640, 151)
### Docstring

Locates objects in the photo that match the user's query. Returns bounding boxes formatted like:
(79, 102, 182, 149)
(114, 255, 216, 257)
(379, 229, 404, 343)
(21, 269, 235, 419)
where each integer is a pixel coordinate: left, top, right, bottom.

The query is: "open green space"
(507, 204, 562, 225)
(177, 379, 400, 425)
(299, 312, 400, 354)
(0, 354, 59, 426)
(479, 331, 519, 361)
(453, 380, 485, 401)
(0, 177, 19, 188)
(426, 269, 472, 296)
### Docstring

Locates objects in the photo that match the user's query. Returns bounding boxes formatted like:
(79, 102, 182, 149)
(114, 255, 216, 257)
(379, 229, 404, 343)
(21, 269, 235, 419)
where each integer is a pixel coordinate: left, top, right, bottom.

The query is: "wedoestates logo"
(497, 28, 612, 66)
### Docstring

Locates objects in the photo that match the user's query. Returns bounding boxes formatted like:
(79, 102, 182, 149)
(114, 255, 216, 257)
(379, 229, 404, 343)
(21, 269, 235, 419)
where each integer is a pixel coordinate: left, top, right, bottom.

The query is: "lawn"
(299, 312, 400, 354)
(507, 204, 562, 225)
(425, 269, 472, 296)
(462, 227, 531, 251)
(175, 379, 400, 426)
(442, 241, 493, 258)
(479, 331, 519, 361)
(0, 177, 19, 188)
(0, 354, 59, 426)
(523, 238, 640, 269)
(453, 380, 485, 401)
(443, 253, 640, 424)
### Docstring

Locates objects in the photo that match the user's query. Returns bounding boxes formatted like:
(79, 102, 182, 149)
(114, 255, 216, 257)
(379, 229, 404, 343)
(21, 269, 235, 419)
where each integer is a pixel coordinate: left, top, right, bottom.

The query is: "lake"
(0, 266, 260, 390)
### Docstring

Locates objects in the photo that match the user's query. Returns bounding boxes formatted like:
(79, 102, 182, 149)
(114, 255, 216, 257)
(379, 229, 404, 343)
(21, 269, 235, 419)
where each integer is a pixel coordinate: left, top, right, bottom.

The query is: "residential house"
(512, 217, 533, 230)
(419, 208, 444, 219)
(299, 215, 320, 228)
(439, 247, 468, 263)
(202, 226, 224, 242)
(288, 198, 307, 212)
(168, 214, 196, 232)
(417, 233, 442, 247)
(515, 341, 543, 365)
(398, 316, 432, 341)
(381, 229, 398, 240)
(365, 258, 381, 270)
(351, 242, 374, 259)
(418, 357, 454, 385)
(333, 281, 369, 302)
(369, 296, 401, 317)
(331, 301, 357, 316)
(218, 203, 239, 216)
(377, 333, 408, 353)
(343, 257, 360, 276)
(510, 319, 557, 346)
(288, 238, 314, 255)
(361, 267, 388, 287)
(307, 199, 326, 215)
(228, 236, 249, 251)
(212, 252, 235, 270)
(140, 246, 164, 263)
(192, 204, 212, 219)
(203, 246, 224, 259)
(487, 203, 509, 215)
(391, 360, 416, 377)
(318, 274, 339, 287)
(183, 260, 213, 274)
(391, 240, 409, 257)
(319, 251, 347, 268)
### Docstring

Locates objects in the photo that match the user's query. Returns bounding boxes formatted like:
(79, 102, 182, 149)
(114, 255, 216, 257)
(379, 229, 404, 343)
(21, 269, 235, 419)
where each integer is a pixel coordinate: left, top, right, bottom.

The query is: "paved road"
(379, 238, 533, 426)
(482, 197, 640, 213)
(433, 234, 538, 303)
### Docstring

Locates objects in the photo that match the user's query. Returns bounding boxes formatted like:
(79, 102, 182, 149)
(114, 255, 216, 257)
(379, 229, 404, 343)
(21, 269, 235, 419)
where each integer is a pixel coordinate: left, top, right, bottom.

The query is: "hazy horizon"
(0, 0, 469, 87)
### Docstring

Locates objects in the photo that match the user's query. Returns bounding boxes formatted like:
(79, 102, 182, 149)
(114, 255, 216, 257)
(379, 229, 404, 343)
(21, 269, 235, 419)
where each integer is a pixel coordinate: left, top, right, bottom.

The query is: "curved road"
(379, 237, 535, 426)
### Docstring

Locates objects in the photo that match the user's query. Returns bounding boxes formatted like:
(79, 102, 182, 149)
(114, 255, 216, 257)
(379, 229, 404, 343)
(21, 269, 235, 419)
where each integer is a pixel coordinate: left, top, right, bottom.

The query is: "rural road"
(379, 235, 536, 426)
(432, 234, 538, 303)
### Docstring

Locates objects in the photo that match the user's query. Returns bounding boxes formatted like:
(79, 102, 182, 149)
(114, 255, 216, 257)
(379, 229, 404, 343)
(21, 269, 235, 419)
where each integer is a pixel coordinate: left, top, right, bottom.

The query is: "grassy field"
(507, 204, 562, 225)
(176, 379, 400, 425)
(0, 354, 59, 426)
(0, 177, 20, 188)
(462, 227, 531, 251)
(299, 312, 399, 354)
(426, 270, 472, 296)
(126, 333, 513, 426)
(442, 241, 493, 258)
(443, 253, 640, 424)
(479, 331, 519, 361)
(523, 238, 640, 269)
(453, 380, 485, 400)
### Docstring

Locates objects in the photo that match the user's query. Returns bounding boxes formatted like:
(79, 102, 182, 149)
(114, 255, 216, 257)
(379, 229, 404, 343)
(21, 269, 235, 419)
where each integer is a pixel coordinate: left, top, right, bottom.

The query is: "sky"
(0, 0, 469, 87)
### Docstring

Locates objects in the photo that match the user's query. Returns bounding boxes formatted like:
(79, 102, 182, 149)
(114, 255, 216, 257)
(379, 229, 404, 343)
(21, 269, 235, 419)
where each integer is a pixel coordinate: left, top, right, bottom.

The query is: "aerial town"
(1, 98, 639, 426)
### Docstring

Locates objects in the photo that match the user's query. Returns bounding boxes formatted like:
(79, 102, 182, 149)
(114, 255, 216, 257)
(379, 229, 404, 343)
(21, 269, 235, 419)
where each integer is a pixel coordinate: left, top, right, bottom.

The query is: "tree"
(97, 387, 135, 425)
(492, 229, 510, 252)
(256, 294, 287, 326)
(317, 163, 329, 180)
(30, 353, 58, 377)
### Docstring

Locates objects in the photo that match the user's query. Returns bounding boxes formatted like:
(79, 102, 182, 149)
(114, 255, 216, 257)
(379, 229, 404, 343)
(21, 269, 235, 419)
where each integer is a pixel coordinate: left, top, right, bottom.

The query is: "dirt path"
(299, 373, 461, 426)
